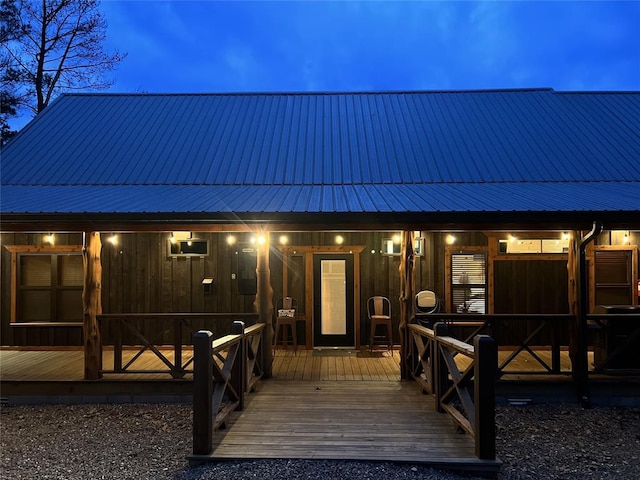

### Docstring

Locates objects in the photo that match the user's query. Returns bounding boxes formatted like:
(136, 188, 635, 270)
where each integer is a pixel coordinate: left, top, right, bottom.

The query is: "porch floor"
(0, 346, 575, 383)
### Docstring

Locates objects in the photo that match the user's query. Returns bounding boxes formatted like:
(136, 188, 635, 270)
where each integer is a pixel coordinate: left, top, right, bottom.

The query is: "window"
(451, 253, 487, 313)
(499, 237, 569, 254)
(13, 250, 83, 323)
(169, 238, 209, 256)
(594, 250, 633, 306)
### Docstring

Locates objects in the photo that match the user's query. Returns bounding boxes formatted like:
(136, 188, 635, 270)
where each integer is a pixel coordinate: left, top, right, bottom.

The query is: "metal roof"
(1, 88, 639, 223)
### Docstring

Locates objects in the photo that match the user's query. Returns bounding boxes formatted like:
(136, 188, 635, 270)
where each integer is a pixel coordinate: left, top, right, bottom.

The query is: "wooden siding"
(3, 230, 635, 349)
(493, 260, 570, 345)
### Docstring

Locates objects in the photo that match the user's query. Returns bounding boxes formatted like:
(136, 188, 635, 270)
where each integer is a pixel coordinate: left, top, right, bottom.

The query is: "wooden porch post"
(253, 233, 274, 378)
(83, 232, 103, 380)
(569, 222, 603, 406)
(399, 230, 415, 380)
(567, 230, 580, 380)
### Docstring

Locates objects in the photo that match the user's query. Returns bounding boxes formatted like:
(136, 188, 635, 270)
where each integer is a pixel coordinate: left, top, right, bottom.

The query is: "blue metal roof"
(1, 182, 639, 215)
(1, 88, 639, 217)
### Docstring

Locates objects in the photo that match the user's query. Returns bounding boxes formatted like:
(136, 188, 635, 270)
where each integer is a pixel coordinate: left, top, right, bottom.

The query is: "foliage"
(1, 0, 22, 143)
(1, 0, 125, 142)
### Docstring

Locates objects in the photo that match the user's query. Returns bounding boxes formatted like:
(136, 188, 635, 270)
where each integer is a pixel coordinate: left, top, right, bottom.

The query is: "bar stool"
(273, 297, 298, 353)
(367, 296, 392, 352)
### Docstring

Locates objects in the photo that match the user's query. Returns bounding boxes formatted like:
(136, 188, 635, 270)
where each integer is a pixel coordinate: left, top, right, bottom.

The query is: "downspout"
(576, 220, 603, 407)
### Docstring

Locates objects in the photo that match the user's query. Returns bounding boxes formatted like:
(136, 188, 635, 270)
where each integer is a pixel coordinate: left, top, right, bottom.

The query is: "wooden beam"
(83, 232, 103, 380)
(398, 230, 415, 379)
(253, 233, 274, 378)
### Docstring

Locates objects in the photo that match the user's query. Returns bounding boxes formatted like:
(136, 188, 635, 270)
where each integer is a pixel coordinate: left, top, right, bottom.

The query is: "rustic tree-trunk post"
(253, 232, 274, 378)
(567, 231, 580, 380)
(83, 231, 102, 380)
(399, 230, 415, 380)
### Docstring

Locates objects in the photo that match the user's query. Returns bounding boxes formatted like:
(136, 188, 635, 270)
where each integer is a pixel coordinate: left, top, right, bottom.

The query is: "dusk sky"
(10, 0, 640, 129)
(99, 0, 639, 93)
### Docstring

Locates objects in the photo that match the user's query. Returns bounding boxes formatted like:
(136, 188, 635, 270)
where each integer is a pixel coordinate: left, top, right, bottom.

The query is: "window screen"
(451, 253, 487, 313)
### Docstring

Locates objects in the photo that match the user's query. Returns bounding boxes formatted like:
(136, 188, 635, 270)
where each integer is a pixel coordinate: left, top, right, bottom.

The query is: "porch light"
(623, 232, 629, 244)
(508, 234, 517, 243)
(445, 234, 456, 245)
(257, 235, 266, 245)
(107, 234, 118, 246)
(392, 234, 401, 244)
(226, 235, 236, 246)
(562, 232, 570, 241)
(335, 235, 344, 245)
(43, 234, 55, 245)
(279, 235, 288, 245)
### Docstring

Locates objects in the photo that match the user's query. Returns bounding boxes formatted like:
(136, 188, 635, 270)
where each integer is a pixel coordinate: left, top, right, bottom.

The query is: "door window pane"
(320, 260, 346, 335)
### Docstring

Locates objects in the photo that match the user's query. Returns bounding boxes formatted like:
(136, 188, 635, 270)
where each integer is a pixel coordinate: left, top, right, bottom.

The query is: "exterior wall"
(2, 229, 637, 347)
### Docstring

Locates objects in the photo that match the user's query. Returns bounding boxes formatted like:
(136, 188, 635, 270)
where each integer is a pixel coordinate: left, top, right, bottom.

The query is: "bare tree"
(1, 0, 23, 142)
(2, 0, 125, 116)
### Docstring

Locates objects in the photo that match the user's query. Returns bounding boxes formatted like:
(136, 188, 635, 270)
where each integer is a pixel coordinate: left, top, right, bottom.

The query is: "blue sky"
(8, 0, 640, 129)
(99, 0, 639, 94)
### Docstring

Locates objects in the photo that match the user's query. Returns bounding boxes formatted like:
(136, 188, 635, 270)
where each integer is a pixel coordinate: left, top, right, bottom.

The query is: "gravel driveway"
(1, 402, 639, 479)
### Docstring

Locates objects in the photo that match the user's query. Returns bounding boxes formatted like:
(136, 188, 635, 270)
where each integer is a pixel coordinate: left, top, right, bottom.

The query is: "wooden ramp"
(191, 380, 501, 474)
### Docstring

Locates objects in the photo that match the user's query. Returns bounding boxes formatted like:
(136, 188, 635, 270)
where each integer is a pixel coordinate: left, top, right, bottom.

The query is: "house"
(1, 88, 639, 391)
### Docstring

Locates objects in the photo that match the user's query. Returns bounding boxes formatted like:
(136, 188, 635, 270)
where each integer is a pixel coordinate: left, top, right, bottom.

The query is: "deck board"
(194, 379, 500, 472)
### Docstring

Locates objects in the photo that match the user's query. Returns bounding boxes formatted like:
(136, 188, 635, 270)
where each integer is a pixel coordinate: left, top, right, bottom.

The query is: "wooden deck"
(273, 348, 402, 381)
(0, 346, 576, 383)
(190, 379, 501, 474)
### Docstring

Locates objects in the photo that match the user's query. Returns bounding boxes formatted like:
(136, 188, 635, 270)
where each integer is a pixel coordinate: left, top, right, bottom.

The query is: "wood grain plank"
(203, 379, 492, 468)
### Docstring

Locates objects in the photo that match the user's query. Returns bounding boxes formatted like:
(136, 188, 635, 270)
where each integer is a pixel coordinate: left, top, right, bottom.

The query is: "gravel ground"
(1, 402, 639, 480)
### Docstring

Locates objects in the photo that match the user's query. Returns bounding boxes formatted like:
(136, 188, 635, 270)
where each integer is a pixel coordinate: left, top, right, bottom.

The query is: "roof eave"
(1, 211, 637, 233)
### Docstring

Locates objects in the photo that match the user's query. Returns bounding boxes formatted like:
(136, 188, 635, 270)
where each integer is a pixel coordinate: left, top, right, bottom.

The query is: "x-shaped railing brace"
(439, 344, 476, 436)
(411, 330, 434, 394)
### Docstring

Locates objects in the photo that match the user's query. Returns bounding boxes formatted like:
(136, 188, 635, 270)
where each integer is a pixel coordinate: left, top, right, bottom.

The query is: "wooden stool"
(369, 316, 393, 352)
(274, 315, 297, 353)
(273, 297, 298, 354)
(367, 296, 392, 352)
